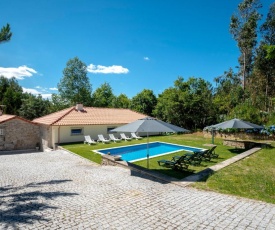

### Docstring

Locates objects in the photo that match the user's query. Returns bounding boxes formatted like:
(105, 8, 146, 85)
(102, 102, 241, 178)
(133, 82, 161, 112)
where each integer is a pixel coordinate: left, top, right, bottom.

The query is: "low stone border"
(223, 139, 272, 149)
(101, 154, 125, 166)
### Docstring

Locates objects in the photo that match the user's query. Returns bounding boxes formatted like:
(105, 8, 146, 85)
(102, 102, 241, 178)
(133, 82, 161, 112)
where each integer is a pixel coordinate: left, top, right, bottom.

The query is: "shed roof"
(0, 114, 16, 124)
(33, 106, 147, 126)
(0, 114, 37, 125)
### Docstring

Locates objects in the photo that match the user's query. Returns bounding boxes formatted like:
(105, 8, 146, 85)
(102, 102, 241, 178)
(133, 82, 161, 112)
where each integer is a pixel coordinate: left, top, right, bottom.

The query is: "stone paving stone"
(1, 150, 275, 229)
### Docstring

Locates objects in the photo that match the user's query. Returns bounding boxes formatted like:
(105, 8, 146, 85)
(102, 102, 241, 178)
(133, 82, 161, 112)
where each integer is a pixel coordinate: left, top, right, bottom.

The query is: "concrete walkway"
(1, 149, 275, 229)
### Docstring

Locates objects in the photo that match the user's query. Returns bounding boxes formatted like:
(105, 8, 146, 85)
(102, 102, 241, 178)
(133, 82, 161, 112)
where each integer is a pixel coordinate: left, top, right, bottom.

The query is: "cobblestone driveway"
(1, 150, 275, 229)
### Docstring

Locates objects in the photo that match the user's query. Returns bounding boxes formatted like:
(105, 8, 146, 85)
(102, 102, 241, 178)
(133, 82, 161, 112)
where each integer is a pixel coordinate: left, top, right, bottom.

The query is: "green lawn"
(192, 146, 275, 204)
(61, 133, 244, 179)
(61, 133, 275, 204)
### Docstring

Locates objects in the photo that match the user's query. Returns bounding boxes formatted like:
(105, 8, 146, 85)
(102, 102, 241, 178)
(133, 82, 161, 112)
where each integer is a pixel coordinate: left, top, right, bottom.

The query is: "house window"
(71, 128, 83, 135)
(107, 127, 116, 133)
(0, 128, 4, 136)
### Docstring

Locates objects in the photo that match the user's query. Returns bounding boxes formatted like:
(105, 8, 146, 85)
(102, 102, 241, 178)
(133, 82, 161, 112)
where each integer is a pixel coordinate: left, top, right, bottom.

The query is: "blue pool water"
(95, 142, 203, 162)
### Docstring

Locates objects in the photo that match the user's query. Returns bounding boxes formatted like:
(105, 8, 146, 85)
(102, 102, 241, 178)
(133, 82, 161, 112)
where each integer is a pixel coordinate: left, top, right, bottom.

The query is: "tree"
(92, 82, 115, 107)
(185, 77, 216, 128)
(213, 68, 244, 116)
(58, 57, 92, 106)
(0, 23, 12, 44)
(49, 94, 71, 113)
(230, 0, 262, 90)
(130, 89, 157, 116)
(154, 77, 214, 130)
(261, 2, 275, 45)
(0, 76, 23, 115)
(251, 2, 275, 111)
(19, 94, 51, 120)
(265, 45, 275, 59)
(251, 44, 275, 111)
(112, 93, 130, 108)
(229, 102, 261, 124)
(261, 2, 275, 60)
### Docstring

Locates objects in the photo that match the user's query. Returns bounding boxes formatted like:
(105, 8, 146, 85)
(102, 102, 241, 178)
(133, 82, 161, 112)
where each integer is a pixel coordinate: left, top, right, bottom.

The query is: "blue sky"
(0, 0, 273, 99)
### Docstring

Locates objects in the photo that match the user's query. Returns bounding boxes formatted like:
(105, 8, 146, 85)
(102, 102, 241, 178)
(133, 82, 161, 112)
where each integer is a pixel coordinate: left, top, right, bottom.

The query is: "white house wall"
(53, 124, 121, 144)
(39, 125, 53, 149)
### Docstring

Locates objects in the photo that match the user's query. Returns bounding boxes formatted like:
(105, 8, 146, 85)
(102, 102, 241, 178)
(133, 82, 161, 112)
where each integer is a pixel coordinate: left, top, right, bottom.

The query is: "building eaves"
(0, 114, 38, 125)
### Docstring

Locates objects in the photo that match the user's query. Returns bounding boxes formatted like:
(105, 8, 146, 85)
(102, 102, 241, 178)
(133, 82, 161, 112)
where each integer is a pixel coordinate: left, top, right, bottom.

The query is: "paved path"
(1, 150, 275, 229)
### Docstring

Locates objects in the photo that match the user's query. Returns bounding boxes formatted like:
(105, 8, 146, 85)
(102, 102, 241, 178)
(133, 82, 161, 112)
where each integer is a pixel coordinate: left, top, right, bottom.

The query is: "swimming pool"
(95, 142, 204, 162)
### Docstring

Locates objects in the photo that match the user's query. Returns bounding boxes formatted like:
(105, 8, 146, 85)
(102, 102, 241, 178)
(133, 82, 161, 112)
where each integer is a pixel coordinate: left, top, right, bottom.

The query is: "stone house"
(0, 115, 40, 151)
(33, 104, 146, 150)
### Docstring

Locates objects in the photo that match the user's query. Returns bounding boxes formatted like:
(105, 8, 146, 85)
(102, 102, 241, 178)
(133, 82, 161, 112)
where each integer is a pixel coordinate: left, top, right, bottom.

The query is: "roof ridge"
(32, 106, 148, 126)
(87, 107, 128, 110)
(32, 106, 75, 125)
(85, 107, 148, 116)
(0, 114, 16, 124)
(86, 107, 149, 116)
(0, 114, 37, 125)
(50, 106, 76, 125)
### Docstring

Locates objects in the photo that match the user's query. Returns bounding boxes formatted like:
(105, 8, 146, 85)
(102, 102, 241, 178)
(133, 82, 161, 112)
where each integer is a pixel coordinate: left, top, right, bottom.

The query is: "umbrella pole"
(212, 129, 214, 144)
(211, 127, 217, 144)
(146, 132, 149, 169)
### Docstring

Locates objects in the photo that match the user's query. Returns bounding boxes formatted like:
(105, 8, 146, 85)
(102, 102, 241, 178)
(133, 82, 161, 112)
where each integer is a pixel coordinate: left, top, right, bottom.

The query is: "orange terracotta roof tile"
(0, 114, 37, 125)
(0, 114, 16, 124)
(33, 107, 74, 125)
(33, 106, 147, 126)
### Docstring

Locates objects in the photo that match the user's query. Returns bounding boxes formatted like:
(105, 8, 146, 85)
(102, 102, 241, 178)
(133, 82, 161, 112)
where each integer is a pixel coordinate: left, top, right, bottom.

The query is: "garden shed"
(0, 114, 40, 151)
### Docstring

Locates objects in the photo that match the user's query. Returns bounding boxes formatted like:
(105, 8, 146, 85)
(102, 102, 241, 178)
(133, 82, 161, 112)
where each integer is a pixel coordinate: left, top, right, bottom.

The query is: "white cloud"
(22, 87, 52, 99)
(0, 65, 37, 79)
(23, 87, 40, 95)
(36, 86, 57, 91)
(144, 57, 150, 61)
(87, 64, 129, 74)
(40, 94, 52, 99)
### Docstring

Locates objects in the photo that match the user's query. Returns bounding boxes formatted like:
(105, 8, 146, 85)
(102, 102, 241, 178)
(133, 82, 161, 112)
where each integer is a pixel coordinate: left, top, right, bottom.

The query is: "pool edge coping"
(93, 141, 206, 162)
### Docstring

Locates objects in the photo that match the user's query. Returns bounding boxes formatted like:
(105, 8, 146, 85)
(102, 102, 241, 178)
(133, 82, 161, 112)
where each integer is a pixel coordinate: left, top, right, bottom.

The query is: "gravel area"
(1, 150, 275, 229)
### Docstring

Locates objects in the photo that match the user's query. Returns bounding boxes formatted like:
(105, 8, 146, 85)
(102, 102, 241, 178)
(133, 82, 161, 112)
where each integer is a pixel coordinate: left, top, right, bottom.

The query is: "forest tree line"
(1, 0, 275, 130)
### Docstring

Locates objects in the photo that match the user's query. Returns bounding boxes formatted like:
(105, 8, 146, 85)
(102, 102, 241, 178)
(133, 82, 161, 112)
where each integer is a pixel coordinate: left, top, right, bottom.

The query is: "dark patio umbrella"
(209, 118, 263, 144)
(111, 117, 189, 168)
(212, 118, 263, 129)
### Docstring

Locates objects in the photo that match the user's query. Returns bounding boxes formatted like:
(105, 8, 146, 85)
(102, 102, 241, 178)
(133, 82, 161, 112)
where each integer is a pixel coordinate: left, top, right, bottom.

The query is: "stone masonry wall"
(223, 140, 255, 149)
(203, 131, 274, 141)
(1, 118, 40, 150)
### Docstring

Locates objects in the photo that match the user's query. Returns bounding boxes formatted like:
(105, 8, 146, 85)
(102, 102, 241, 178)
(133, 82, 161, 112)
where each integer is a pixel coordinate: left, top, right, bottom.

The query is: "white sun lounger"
(131, 132, 142, 140)
(97, 134, 111, 144)
(120, 133, 132, 141)
(84, 135, 97, 145)
(109, 134, 121, 142)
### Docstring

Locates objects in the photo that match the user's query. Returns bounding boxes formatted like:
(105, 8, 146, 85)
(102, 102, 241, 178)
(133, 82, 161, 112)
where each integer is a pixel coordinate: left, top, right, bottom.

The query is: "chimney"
(75, 104, 84, 111)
